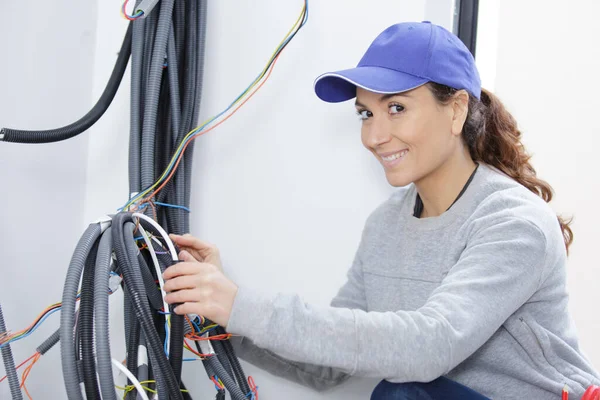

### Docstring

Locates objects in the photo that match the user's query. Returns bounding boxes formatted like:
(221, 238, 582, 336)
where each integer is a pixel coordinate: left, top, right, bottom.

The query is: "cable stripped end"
(136, 0, 160, 18)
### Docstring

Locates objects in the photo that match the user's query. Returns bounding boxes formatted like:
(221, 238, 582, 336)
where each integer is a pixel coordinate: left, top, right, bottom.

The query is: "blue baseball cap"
(314, 21, 481, 102)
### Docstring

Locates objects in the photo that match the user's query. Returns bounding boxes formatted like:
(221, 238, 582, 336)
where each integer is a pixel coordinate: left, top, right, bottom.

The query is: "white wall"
(0, 2, 98, 399)
(476, 0, 600, 366)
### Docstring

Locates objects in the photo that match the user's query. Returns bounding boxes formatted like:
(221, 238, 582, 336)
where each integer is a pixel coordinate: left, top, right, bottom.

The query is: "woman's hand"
(163, 249, 237, 328)
(169, 233, 223, 271)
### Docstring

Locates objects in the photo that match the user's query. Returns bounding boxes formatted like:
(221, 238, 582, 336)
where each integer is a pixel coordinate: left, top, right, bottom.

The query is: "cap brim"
(314, 66, 428, 103)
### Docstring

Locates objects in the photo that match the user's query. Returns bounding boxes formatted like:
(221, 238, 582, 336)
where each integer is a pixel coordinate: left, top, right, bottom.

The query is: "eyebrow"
(354, 92, 411, 108)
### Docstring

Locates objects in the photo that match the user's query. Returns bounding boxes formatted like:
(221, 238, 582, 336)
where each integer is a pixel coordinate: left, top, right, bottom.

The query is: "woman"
(162, 21, 600, 399)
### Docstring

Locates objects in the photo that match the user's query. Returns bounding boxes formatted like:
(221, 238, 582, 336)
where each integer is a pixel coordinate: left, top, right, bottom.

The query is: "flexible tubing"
(80, 241, 101, 399)
(113, 215, 182, 399)
(111, 359, 150, 400)
(217, 326, 251, 394)
(125, 318, 141, 400)
(204, 354, 247, 400)
(140, 0, 175, 188)
(93, 228, 117, 400)
(184, 0, 208, 234)
(129, 2, 145, 193)
(1, 24, 132, 144)
(123, 222, 182, 400)
(0, 304, 23, 400)
(211, 339, 235, 386)
(60, 224, 102, 400)
(137, 251, 164, 310)
(36, 328, 60, 355)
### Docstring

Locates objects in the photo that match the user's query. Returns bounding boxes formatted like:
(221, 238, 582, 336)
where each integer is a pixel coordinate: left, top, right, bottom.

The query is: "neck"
(415, 147, 477, 218)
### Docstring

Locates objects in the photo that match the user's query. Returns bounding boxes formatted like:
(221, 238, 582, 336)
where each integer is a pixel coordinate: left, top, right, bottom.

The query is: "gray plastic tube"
(60, 224, 102, 400)
(93, 228, 117, 400)
(204, 354, 247, 400)
(129, 1, 145, 194)
(183, 0, 208, 233)
(140, 0, 175, 188)
(0, 304, 23, 400)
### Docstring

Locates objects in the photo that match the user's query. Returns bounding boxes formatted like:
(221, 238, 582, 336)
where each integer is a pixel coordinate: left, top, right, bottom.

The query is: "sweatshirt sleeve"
(226, 217, 547, 382)
(226, 237, 369, 391)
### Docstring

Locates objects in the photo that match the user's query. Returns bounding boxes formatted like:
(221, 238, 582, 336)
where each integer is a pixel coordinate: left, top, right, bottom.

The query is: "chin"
(385, 171, 414, 188)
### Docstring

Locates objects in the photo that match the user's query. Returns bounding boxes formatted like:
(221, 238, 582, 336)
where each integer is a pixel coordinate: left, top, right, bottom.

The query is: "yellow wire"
(115, 380, 189, 394)
(236, 3, 307, 101)
(123, 2, 307, 210)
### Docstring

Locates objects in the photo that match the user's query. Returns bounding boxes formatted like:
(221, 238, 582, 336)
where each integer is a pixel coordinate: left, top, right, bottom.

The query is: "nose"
(362, 119, 392, 149)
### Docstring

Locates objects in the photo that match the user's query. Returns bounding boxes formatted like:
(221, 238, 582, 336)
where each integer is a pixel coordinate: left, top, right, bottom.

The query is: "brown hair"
(428, 82, 573, 253)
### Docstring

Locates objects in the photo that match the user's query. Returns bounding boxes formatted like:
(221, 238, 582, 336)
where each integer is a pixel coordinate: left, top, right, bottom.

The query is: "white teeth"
(381, 150, 407, 162)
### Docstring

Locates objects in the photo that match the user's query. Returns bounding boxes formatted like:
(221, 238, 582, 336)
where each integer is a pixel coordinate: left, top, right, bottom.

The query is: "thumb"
(178, 250, 195, 262)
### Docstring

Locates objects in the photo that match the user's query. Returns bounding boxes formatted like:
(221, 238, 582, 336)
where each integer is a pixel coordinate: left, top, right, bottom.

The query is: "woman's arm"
(167, 233, 368, 392)
(225, 217, 547, 382)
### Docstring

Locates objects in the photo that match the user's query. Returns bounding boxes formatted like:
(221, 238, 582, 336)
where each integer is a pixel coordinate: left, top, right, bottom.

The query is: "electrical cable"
(0, 24, 133, 143)
(79, 240, 101, 400)
(60, 223, 102, 400)
(93, 228, 118, 400)
(122, 0, 309, 211)
(0, 304, 23, 399)
(2, 2, 310, 399)
(112, 359, 150, 400)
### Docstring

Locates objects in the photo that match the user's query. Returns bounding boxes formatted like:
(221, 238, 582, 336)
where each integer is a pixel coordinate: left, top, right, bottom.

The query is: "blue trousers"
(370, 377, 490, 400)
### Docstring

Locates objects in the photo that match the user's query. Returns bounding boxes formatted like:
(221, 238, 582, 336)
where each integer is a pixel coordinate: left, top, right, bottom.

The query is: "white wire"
(131, 213, 178, 260)
(137, 224, 171, 355)
(111, 358, 151, 400)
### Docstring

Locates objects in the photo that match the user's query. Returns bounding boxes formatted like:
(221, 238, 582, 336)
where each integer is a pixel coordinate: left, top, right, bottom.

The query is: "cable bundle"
(1, 1, 309, 398)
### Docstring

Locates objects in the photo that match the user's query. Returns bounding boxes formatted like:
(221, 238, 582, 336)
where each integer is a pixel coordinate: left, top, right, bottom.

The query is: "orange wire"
(0, 306, 61, 346)
(20, 352, 41, 400)
(183, 338, 212, 358)
(143, 53, 282, 203)
(0, 352, 38, 383)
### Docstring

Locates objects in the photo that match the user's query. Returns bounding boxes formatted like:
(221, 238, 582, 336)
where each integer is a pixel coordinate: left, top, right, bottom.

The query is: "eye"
(389, 104, 405, 115)
(356, 109, 373, 120)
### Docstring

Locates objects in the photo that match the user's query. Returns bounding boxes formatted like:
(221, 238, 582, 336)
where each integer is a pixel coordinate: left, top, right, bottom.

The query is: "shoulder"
(468, 164, 565, 257)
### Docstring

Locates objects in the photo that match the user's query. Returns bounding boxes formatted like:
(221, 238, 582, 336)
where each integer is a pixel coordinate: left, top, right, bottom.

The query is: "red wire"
(122, 0, 142, 21)
(248, 376, 258, 400)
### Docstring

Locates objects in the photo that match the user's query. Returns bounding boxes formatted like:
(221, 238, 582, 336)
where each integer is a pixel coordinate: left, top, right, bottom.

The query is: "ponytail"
(428, 82, 574, 254)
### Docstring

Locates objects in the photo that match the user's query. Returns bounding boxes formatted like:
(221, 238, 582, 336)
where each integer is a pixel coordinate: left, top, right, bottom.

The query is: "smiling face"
(355, 84, 468, 188)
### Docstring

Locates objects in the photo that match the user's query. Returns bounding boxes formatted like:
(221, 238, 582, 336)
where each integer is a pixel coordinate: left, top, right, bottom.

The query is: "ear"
(451, 90, 470, 136)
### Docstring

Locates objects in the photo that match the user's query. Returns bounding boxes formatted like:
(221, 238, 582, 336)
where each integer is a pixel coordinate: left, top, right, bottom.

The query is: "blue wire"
(119, 0, 310, 211)
(191, 318, 202, 333)
(200, 325, 218, 335)
(0, 307, 61, 350)
(154, 202, 191, 213)
(164, 319, 170, 357)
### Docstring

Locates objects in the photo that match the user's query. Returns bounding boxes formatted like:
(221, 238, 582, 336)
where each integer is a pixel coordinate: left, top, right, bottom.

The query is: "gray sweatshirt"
(226, 163, 599, 399)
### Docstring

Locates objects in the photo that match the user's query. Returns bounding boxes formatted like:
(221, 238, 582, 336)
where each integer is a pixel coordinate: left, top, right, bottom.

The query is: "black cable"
(79, 242, 101, 400)
(217, 326, 251, 395)
(125, 318, 141, 400)
(112, 213, 183, 400)
(1, 24, 133, 144)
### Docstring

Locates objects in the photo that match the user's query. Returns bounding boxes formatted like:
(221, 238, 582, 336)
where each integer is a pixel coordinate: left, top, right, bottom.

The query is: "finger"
(164, 289, 201, 304)
(178, 250, 196, 262)
(163, 260, 200, 280)
(163, 275, 197, 293)
(170, 234, 215, 252)
(173, 302, 201, 316)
